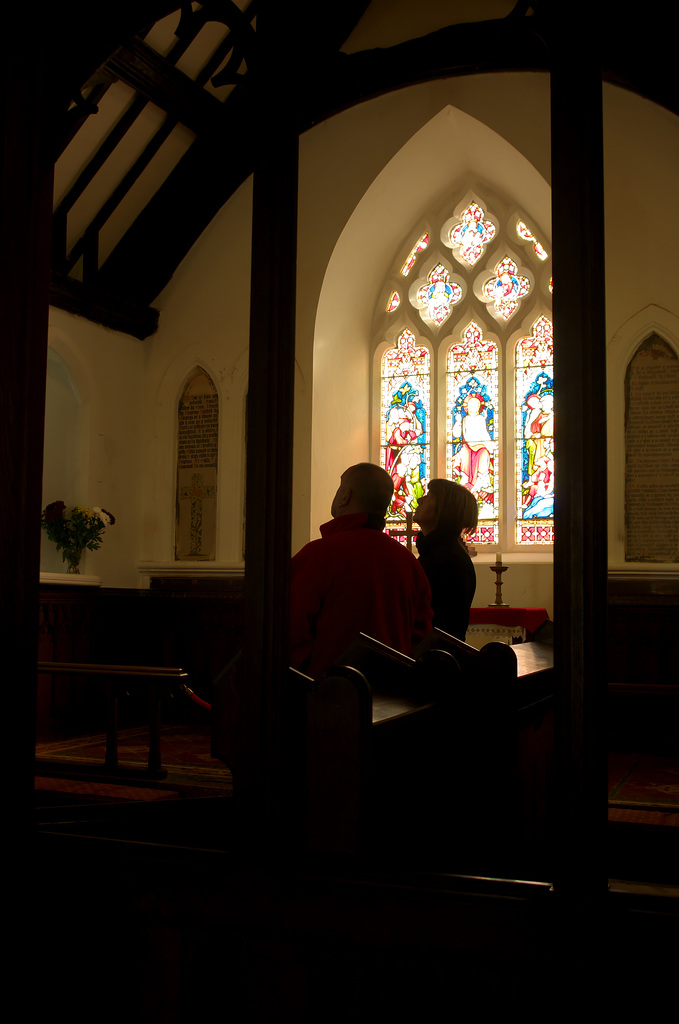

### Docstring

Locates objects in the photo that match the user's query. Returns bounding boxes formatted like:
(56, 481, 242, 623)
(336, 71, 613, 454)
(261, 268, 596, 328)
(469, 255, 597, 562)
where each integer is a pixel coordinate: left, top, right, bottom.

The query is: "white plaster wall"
(144, 176, 253, 568)
(44, 308, 146, 587)
(603, 86, 679, 573)
(302, 73, 554, 614)
(41, 348, 83, 573)
(298, 72, 552, 549)
(40, 71, 679, 612)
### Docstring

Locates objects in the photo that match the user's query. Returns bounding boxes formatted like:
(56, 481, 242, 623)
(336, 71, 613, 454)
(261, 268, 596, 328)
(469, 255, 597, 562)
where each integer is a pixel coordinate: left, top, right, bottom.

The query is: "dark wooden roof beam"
(56, 78, 117, 158)
(104, 36, 223, 133)
(50, 272, 159, 340)
(55, 95, 150, 226)
(64, 114, 178, 277)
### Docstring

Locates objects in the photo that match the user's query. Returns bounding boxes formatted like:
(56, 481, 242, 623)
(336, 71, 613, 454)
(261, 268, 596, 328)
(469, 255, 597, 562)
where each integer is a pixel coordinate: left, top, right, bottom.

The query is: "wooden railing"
(37, 662, 188, 778)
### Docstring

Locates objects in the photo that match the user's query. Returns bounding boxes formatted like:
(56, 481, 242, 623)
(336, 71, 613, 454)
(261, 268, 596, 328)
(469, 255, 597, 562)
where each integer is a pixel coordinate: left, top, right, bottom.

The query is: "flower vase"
(65, 548, 84, 574)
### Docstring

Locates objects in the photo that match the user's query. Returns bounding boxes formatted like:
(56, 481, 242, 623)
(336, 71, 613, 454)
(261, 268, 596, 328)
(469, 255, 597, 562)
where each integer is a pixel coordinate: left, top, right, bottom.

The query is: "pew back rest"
(413, 629, 518, 707)
(336, 632, 462, 709)
(304, 664, 372, 856)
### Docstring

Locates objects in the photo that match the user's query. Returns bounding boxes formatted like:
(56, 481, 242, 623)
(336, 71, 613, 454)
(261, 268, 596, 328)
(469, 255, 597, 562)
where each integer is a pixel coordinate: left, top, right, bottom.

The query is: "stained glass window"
(400, 233, 429, 276)
(381, 329, 430, 534)
(515, 316, 554, 545)
(516, 219, 549, 261)
(447, 201, 496, 266)
(481, 255, 531, 321)
(413, 263, 462, 326)
(377, 192, 553, 551)
(446, 322, 499, 545)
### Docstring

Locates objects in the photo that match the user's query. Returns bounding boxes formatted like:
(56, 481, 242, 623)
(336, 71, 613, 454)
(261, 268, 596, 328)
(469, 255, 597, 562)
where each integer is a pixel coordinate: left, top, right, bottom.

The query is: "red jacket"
(290, 513, 433, 678)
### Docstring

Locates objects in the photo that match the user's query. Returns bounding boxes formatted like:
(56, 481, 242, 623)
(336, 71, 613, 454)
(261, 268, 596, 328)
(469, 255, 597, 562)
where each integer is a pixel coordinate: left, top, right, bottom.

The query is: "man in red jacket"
(290, 463, 433, 678)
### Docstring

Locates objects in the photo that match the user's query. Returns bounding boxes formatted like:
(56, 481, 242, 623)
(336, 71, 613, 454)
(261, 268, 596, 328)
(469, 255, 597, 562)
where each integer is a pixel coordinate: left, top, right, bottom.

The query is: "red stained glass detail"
(381, 330, 430, 523)
(400, 233, 429, 276)
(516, 317, 554, 542)
(516, 220, 549, 261)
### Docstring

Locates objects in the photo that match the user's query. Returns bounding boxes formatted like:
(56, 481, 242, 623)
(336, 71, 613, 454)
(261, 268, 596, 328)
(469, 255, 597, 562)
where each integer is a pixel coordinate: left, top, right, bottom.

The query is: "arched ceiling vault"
(46, 1, 678, 339)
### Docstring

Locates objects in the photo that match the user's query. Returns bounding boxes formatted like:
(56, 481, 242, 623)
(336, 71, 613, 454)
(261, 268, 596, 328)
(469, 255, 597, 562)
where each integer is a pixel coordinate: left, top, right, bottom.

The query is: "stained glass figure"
(413, 263, 462, 326)
(515, 316, 554, 545)
(482, 255, 531, 321)
(448, 202, 496, 266)
(446, 322, 499, 544)
(386, 290, 400, 312)
(516, 220, 549, 261)
(381, 329, 430, 526)
(400, 233, 429, 276)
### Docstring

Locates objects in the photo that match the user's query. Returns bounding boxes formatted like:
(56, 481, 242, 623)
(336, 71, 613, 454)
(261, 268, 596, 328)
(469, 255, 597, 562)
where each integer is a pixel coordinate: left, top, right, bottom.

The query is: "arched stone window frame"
(373, 186, 553, 552)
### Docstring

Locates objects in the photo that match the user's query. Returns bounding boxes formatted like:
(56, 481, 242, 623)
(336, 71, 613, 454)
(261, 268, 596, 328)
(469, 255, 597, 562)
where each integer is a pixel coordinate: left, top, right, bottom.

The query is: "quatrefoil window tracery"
(411, 263, 463, 326)
(447, 201, 496, 266)
(481, 255, 531, 321)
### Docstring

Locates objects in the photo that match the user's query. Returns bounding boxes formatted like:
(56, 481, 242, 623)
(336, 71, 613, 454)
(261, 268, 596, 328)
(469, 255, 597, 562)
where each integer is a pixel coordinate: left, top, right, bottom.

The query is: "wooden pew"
(304, 631, 554, 871)
(211, 631, 553, 868)
(302, 636, 461, 857)
(412, 629, 554, 867)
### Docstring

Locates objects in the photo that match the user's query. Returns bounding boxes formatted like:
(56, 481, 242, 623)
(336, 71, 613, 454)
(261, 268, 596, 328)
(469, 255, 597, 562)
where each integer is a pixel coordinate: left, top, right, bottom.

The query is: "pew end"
(304, 664, 372, 856)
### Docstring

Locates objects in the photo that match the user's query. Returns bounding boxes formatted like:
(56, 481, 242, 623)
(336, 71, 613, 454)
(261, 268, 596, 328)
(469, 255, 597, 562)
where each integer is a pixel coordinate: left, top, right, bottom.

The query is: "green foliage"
(41, 501, 115, 562)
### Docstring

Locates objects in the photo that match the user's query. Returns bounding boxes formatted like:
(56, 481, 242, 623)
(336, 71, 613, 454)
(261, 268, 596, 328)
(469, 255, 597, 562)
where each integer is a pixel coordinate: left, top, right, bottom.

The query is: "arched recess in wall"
(312, 102, 551, 534)
(624, 335, 679, 564)
(41, 348, 86, 573)
(607, 305, 679, 569)
(142, 348, 248, 568)
(175, 366, 219, 560)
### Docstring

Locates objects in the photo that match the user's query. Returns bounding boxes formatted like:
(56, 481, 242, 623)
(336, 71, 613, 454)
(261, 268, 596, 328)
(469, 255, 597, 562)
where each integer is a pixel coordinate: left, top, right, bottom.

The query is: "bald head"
(331, 463, 394, 518)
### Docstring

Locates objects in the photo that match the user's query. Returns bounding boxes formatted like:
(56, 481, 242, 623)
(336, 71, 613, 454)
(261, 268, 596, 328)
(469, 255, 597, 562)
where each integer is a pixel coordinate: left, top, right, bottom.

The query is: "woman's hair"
(428, 478, 478, 537)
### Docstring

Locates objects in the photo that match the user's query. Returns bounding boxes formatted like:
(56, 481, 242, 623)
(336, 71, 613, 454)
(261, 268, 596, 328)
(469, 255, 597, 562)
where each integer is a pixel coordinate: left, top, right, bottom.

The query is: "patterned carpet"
(35, 726, 678, 824)
(35, 723, 232, 804)
(608, 752, 679, 827)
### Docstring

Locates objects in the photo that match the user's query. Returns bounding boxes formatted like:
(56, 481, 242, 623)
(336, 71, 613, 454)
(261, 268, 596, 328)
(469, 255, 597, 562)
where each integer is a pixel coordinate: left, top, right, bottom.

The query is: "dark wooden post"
(550, 11, 608, 896)
(0, 21, 53, 838)
(239, 6, 300, 850)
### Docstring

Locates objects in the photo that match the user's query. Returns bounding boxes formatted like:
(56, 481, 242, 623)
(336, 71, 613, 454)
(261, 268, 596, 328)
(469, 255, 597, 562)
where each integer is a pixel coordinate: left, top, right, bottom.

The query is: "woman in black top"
(413, 479, 478, 641)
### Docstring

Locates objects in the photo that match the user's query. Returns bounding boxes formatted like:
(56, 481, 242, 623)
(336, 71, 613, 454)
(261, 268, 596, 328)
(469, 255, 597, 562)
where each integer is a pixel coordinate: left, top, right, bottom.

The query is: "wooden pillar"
(0, 22, 53, 837)
(550, 11, 608, 896)
(240, 6, 300, 849)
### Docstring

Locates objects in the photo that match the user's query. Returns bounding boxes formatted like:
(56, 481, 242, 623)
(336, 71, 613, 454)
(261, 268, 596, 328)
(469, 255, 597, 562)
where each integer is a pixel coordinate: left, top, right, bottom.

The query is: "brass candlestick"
(489, 559, 509, 607)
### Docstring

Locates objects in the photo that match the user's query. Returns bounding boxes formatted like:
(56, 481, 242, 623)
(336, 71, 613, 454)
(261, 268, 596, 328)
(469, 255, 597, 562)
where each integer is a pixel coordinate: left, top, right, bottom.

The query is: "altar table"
(466, 606, 550, 647)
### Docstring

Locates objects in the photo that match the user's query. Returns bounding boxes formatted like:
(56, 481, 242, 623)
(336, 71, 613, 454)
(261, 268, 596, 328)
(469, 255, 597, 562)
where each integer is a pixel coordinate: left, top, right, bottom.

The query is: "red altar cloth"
(469, 607, 549, 635)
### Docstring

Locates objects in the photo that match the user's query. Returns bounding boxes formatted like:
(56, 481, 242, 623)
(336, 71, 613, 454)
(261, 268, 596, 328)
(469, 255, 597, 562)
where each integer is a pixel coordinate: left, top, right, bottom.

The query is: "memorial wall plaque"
(625, 335, 679, 562)
(175, 368, 218, 560)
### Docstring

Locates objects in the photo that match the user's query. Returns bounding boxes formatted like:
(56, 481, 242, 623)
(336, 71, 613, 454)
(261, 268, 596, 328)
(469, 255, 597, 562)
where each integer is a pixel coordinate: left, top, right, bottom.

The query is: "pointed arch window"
(378, 190, 553, 551)
(447, 322, 499, 544)
(380, 329, 430, 538)
(515, 316, 554, 545)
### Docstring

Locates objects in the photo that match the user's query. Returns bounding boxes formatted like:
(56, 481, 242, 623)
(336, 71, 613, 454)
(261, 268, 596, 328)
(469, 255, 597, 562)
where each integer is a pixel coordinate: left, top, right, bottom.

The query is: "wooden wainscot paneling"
(608, 576, 679, 750)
